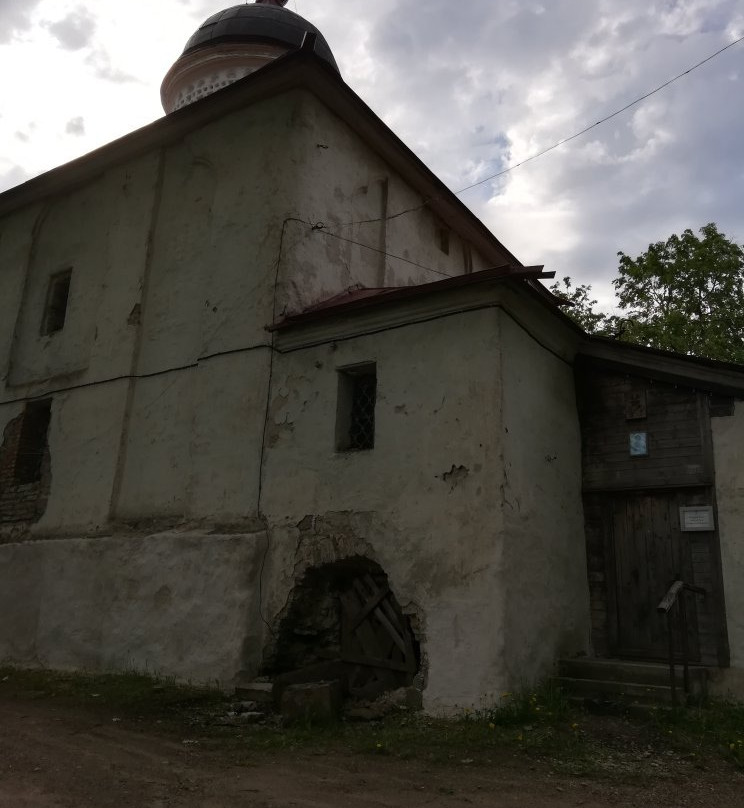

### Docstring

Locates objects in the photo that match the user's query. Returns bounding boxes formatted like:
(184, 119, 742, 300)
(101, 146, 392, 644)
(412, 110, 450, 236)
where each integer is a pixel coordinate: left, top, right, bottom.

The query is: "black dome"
(183, 4, 339, 72)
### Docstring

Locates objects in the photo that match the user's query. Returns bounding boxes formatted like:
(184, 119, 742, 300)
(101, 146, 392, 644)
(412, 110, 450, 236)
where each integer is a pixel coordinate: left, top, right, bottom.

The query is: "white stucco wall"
(711, 403, 744, 696)
(0, 153, 162, 535)
(2, 87, 496, 532)
(8, 155, 159, 389)
(0, 83, 585, 708)
(499, 309, 590, 689)
(37, 384, 130, 533)
(261, 309, 506, 710)
(279, 92, 495, 311)
(0, 206, 39, 383)
(113, 96, 298, 522)
(0, 531, 265, 683)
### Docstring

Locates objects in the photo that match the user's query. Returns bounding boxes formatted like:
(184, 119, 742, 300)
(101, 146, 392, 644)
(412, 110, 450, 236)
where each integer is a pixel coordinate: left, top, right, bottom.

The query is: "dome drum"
(161, 41, 292, 113)
(161, 2, 338, 114)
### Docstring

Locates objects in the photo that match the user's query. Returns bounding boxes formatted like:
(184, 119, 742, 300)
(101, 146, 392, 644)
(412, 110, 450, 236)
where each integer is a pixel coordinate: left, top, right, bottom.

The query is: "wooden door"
(608, 490, 701, 661)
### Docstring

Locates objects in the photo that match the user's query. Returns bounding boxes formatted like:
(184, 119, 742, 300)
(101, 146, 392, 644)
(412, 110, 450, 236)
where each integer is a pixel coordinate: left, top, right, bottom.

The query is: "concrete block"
(234, 681, 274, 703)
(215, 711, 265, 726)
(280, 680, 342, 725)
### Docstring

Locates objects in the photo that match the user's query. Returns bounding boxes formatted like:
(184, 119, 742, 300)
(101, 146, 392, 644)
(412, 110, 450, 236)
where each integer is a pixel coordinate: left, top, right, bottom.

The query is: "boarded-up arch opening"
(265, 556, 419, 700)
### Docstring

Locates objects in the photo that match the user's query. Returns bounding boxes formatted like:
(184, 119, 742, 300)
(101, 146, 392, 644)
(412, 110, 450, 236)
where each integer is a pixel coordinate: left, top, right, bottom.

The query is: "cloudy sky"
(1, 0, 742, 305)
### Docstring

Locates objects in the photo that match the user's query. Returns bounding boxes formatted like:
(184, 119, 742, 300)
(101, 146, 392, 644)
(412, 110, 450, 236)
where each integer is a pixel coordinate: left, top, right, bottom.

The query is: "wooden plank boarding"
(340, 653, 411, 673)
(338, 572, 417, 696)
(350, 582, 391, 630)
(577, 366, 728, 668)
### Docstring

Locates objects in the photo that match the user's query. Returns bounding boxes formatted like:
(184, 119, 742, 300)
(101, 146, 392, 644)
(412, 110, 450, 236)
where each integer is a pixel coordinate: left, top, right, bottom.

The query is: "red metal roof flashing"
(270, 265, 553, 331)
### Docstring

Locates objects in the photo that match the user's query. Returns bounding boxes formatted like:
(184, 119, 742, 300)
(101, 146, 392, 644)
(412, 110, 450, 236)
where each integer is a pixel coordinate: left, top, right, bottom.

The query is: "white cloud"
(65, 116, 85, 136)
(0, 161, 32, 193)
(0, 0, 43, 43)
(0, 0, 742, 304)
(44, 7, 96, 51)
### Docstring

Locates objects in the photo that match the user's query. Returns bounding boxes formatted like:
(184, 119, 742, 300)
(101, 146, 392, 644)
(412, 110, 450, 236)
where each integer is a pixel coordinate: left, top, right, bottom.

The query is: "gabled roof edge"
(0, 47, 522, 269)
(578, 335, 744, 396)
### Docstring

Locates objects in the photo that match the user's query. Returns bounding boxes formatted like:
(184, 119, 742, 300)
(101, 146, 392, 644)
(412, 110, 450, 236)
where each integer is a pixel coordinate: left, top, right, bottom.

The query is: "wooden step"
(554, 676, 674, 704)
(558, 658, 708, 694)
(566, 695, 670, 719)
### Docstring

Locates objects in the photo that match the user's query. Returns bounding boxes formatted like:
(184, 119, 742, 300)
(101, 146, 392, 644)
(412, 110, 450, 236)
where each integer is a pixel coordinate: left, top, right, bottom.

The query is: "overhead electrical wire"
(7, 34, 740, 405)
(453, 31, 744, 195)
(322, 31, 744, 232)
(313, 225, 458, 279)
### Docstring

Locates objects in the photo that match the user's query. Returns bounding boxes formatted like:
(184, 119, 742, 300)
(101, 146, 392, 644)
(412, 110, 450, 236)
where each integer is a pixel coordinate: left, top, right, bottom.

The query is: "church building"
(1, 1, 743, 711)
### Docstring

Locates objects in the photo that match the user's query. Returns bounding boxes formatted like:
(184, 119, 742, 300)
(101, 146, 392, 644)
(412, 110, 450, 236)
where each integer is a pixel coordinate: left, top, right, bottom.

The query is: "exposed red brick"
(0, 410, 52, 531)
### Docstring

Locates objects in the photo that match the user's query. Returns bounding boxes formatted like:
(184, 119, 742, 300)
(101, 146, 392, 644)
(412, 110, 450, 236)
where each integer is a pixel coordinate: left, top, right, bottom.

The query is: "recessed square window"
(437, 225, 450, 256)
(41, 269, 72, 336)
(336, 363, 377, 452)
(14, 399, 52, 485)
(462, 243, 473, 274)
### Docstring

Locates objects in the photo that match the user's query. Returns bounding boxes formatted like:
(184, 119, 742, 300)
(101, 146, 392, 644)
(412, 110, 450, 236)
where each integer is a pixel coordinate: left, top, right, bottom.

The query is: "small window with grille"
(14, 399, 52, 485)
(41, 269, 72, 336)
(336, 363, 377, 452)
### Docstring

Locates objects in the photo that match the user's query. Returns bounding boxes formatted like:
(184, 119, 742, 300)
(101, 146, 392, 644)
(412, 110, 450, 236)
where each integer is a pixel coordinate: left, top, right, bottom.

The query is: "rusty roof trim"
(269, 265, 552, 331)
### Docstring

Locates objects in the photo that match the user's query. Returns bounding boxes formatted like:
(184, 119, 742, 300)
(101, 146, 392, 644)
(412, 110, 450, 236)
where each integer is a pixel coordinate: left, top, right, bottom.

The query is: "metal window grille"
(348, 373, 376, 451)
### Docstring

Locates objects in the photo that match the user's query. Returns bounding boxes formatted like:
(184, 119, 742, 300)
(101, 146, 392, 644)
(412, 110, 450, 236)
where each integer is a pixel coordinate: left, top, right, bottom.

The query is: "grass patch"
(2, 667, 742, 777)
(478, 681, 573, 726)
(0, 665, 224, 724)
(653, 699, 744, 769)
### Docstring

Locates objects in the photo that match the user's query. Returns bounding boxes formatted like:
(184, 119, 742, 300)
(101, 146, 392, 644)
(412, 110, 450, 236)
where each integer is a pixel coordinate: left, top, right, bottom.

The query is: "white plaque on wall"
(629, 432, 648, 456)
(679, 506, 715, 532)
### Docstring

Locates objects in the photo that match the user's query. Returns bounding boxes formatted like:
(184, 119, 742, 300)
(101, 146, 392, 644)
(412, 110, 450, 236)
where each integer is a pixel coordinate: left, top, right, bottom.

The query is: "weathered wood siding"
(577, 365, 729, 667)
(585, 487, 723, 665)
(577, 370, 711, 492)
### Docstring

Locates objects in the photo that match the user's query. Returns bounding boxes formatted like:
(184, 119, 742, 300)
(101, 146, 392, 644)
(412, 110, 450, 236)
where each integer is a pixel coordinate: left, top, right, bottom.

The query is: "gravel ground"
(1, 697, 743, 808)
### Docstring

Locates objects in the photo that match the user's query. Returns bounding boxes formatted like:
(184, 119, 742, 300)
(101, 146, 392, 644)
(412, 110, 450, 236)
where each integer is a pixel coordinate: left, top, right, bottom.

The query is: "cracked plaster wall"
(113, 97, 297, 522)
(0, 87, 503, 690)
(277, 93, 495, 315)
(499, 311, 590, 688)
(0, 152, 158, 535)
(0, 531, 264, 684)
(260, 308, 507, 710)
(1, 88, 489, 533)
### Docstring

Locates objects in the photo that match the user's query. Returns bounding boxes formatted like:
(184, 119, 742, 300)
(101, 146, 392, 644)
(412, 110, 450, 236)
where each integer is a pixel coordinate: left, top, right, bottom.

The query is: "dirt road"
(1, 699, 742, 808)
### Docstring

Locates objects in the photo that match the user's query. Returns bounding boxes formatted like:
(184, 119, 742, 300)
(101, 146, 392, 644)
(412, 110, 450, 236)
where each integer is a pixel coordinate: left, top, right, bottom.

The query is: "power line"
(324, 203, 427, 232)
(312, 224, 458, 278)
(0, 222, 459, 406)
(453, 31, 744, 195)
(324, 31, 744, 231)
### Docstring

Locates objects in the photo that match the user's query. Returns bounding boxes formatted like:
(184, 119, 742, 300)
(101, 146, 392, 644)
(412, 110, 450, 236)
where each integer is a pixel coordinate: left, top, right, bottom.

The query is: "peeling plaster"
(292, 511, 379, 576)
(440, 464, 470, 490)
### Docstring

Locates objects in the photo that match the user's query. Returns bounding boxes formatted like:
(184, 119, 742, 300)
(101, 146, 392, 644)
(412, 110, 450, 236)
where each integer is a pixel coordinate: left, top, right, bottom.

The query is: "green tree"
(548, 276, 610, 334)
(552, 224, 744, 363)
(613, 223, 744, 362)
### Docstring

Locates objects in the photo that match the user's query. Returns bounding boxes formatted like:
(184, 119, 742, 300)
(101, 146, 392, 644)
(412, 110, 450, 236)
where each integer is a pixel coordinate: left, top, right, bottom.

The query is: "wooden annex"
(575, 338, 744, 675)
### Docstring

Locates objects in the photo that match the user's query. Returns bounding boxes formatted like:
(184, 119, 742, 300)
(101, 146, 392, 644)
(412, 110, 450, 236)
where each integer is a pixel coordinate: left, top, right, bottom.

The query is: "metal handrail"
(657, 579, 706, 706)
